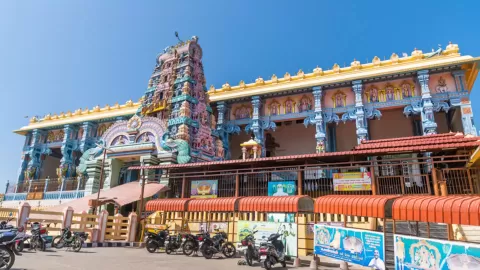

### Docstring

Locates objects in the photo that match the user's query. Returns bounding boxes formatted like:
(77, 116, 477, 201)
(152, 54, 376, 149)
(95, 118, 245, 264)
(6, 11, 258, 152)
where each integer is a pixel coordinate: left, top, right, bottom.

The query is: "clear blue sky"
(0, 1, 479, 189)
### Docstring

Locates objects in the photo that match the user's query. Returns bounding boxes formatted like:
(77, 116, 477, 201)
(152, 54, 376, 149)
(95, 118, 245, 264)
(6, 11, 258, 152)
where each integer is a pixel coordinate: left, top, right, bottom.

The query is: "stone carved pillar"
(216, 101, 230, 159)
(417, 70, 437, 135)
(60, 124, 75, 178)
(25, 129, 43, 181)
(312, 86, 326, 153)
(251, 96, 265, 156)
(352, 80, 368, 143)
(80, 121, 97, 153)
(460, 100, 478, 136)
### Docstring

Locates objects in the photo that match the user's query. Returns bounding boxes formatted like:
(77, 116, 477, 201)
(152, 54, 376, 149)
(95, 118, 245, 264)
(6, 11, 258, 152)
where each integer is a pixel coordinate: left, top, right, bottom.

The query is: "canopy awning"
(187, 197, 240, 212)
(238, 195, 313, 213)
(145, 198, 192, 212)
(392, 195, 480, 225)
(47, 181, 169, 213)
(314, 195, 399, 218)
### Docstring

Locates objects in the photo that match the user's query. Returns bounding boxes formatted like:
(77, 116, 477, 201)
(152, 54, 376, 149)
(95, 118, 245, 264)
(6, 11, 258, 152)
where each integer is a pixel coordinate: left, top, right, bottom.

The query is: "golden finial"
(372, 56, 381, 66)
(104, 104, 111, 110)
(313, 66, 323, 76)
(66, 111, 72, 117)
(209, 85, 215, 92)
(113, 102, 120, 109)
(255, 77, 264, 85)
(239, 80, 246, 88)
(75, 108, 82, 115)
(125, 100, 133, 107)
(44, 114, 52, 120)
(93, 105, 101, 112)
(271, 74, 278, 83)
(284, 72, 291, 80)
(29, 116, 38, 123)
(222, 82, 231, 90)
(333, 63, 340, 73)
(297, 69, 305, 78)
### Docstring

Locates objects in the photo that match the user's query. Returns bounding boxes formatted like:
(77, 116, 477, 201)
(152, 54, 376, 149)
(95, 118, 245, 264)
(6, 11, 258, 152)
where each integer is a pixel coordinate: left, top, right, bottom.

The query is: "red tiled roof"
(128, 133, 480, 170)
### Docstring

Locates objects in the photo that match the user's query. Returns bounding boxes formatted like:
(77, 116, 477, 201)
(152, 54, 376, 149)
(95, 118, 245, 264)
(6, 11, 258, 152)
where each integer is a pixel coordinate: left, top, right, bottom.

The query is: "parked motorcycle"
(145, 225, 169, 253)
(26, 221, 48, 251)
(165, 233, 184, 254)
(201, 230, 236, 259)
(182, 231, 208, 256)
(241, 229, 259, 266)
(0, 226, 25, 269)
(52, 227, 88, 252)
(258, 232, 290, 270)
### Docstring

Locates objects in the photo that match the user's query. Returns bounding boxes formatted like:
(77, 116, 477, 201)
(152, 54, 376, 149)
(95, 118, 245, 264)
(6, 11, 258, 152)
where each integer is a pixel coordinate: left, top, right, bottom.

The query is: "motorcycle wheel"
(15, 241, 24, 253)
(222, 242, 236, 258)
(182, 241, 195, 256)
(203, 247, 214, 259)
(165, 244, 172, 255)
(37, 238, 46, 252)
(146, 240, 158, 253)
(263, 259, 272, 270)
(244, 249, 253, 266)
(0, 246, 15, 270)
(52, 236, 65, 249)
(72, 238, 82, 252)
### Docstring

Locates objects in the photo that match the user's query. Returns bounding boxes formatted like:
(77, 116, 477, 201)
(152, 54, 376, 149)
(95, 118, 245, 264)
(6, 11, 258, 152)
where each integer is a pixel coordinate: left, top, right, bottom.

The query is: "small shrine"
(240, 138, 262, 160)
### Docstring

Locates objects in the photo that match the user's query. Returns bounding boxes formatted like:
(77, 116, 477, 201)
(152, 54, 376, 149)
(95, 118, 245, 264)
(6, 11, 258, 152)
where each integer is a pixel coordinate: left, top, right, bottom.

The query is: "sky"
(0, 1, 479, 190)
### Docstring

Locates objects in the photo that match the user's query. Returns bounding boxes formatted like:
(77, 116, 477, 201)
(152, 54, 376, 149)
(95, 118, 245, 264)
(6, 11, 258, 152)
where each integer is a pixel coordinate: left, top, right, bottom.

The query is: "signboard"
(237, 220, 297, 257)
(191, 180, 218, 198)
(394, 234, 480, 270)
(199, 222, 229, 233)
(314, 225, 385, 269)
(333, 172, 372, 191)
(267, 181, 296, 223)
(307, 222, 343, 236)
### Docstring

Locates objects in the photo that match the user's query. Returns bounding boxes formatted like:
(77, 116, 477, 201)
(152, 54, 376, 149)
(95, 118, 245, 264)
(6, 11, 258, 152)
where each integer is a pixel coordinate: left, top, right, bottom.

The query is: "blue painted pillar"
(352, 80, 368, 143)
(452, 70, 467, 92)
(417, 70, 437, 135)
(216, 101, 231, 159)
(80, 121, 97, 153)
(60, 124, 75, 179)
(26, 129, 43, 181)
(312, 86, 327, 153)
(251, 96, 265, 156)
(460, 100, 478, 136)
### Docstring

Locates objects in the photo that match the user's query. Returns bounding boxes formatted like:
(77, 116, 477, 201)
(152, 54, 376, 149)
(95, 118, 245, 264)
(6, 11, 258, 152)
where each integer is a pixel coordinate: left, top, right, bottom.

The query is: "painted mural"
(394, 234, 480, 270)
(323, 87, 355, 108)
(314, 225, 385, 269)
(263, 93, 314, 116)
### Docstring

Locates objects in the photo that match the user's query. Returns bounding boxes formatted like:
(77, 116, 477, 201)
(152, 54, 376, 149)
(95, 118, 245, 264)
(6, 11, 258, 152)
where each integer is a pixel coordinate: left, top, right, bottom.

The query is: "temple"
(5, 38, 480, 210)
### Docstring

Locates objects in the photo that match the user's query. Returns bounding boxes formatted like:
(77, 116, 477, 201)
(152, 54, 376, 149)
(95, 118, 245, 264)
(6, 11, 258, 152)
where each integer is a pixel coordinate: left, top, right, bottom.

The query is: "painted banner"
(314, 225, 385, 269)
(333, 172, 372, 191)
(394, 234, 480, 270)
(199, 222, 229, 233)
(191, 180, 218, 198)
(237, 220, 297, 257)
(267, 181, 296, 223)
(307, 222, 344, 236)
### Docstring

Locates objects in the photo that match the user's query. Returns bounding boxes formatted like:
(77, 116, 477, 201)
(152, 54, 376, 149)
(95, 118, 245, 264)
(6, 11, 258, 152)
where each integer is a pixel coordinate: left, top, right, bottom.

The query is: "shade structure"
(314, 195, 399, 218)
(47, 181, 169, 213)
(238, 195, 313, 213)
(145, 198, 192, 212)
(392, 195, 480, 226)
(187, 197, 240, 212)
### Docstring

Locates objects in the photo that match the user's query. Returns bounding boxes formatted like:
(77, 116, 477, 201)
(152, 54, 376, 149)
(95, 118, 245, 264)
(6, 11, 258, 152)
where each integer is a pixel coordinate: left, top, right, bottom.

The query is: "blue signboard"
(314, 225, 385, 269)
(395, 234, 480, 270)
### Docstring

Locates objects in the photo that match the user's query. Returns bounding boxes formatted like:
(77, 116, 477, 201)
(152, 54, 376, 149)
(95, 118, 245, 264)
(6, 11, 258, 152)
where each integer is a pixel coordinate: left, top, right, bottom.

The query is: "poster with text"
(333, 172, 372, 191)
(237, 220, 297, 257)
(307, 222, 343, 237)
(191, 180, 218, 198)
(267, 181, 296, 223)
(394, 234, 480, 270)
(198, 222, 229, 233)
(314, 225, 385, 269)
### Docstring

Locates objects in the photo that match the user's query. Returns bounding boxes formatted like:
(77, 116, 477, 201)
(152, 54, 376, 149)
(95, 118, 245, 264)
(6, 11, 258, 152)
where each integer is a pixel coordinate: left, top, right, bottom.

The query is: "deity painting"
(369, 87, 379, 103)
(385, 85, 395, 101)
(435, 76, 448, 93)
(269, 100, 280, 116)
(402, 83, 413, 98)
(331, 91, 346, 108)
(298, 96, 312, 112)
(235, 106, 251, 119)
(284, 99, 295, 114)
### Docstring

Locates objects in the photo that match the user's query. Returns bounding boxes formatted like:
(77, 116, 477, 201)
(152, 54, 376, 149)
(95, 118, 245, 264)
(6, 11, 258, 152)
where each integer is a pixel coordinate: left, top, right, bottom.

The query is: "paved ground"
(12, 247, 366, 270)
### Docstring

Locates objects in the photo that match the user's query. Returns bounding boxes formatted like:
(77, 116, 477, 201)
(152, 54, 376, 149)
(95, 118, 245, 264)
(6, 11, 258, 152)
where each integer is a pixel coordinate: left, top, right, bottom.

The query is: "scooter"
(258, 232, 291, 269)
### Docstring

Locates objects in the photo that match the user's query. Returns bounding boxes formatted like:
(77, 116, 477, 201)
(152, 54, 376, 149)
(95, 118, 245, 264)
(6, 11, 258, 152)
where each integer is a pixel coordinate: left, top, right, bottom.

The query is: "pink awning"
(47, 181, 169, 213)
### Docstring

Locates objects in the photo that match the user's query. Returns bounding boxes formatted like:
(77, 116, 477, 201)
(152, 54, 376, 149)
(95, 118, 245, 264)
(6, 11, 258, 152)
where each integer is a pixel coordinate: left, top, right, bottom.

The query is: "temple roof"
(14, 99, 142, 135)
(208, 43, 480, 102)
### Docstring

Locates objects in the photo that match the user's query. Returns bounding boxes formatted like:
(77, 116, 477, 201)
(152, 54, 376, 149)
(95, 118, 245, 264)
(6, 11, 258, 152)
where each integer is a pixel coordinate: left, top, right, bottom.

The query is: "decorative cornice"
(209, 44, 478, 102)
(14, 100, 141, 135)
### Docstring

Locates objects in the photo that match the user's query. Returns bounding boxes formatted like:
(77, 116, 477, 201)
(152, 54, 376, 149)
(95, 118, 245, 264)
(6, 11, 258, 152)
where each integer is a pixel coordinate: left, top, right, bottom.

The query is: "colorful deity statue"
(385, 85, 395, 101)
(284, 98, 295, 114)
(435, 76, 448, 93)
(298, 96, 312, 112)
(402, 82, 414, 98)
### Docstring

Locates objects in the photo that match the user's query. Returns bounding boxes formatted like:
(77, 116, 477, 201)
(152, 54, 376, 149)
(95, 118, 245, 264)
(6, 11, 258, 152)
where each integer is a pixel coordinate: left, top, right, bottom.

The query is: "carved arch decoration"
(298, 95, 312, 112)
(331, 90, 347, 108)
(135, 132, 155, 143)
(233, 104, 252, 120)
(284, 98, 296, 114)
(102, 116, 167, 153)
(268, 99, 281, 116)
